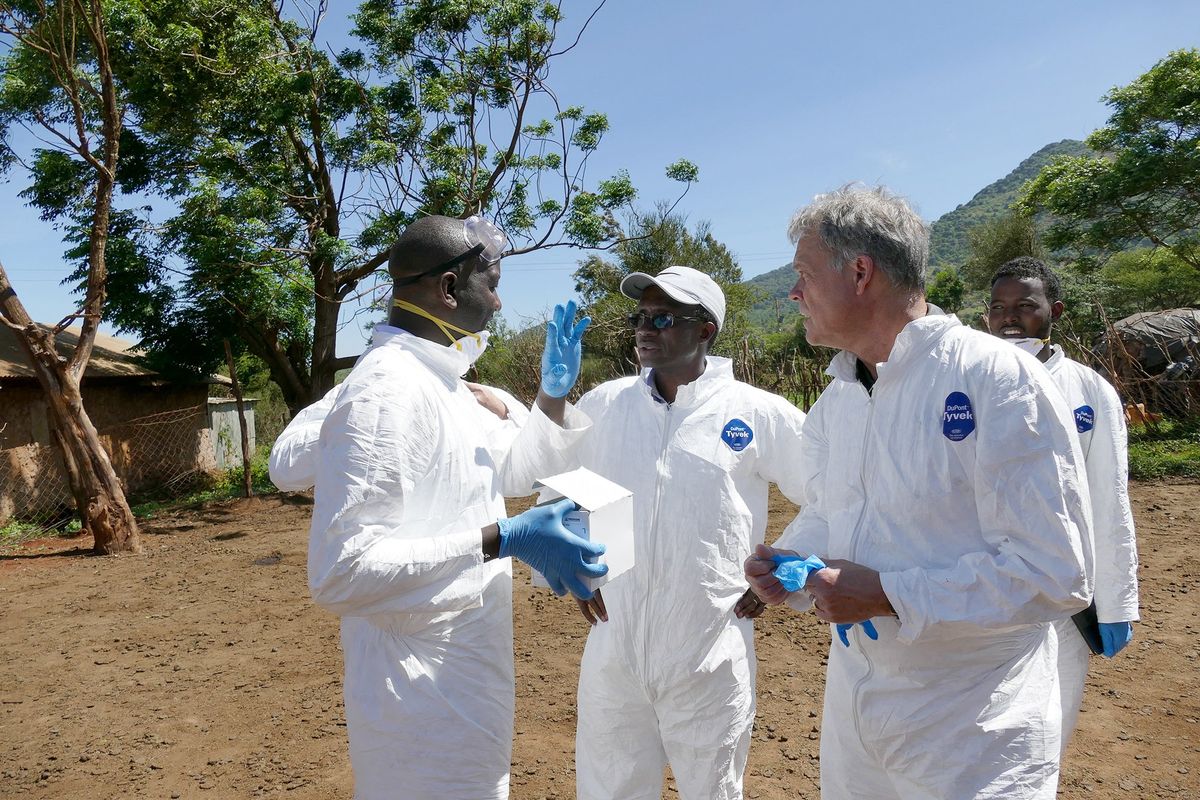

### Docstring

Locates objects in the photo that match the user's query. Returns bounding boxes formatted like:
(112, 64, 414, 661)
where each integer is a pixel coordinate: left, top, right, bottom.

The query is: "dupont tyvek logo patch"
(942, 392, 975, 441)
(721, 418, 753, 452)
(1074, 405, 1095, 433)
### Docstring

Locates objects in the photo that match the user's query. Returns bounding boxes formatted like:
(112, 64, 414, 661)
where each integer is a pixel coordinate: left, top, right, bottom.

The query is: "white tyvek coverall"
(268, 341, 528, 492)
(774, 314, 1093, 800)
(307, 326, 532, 800)
(509, 357, 808, 800)
(1043, 345, 1139, 754)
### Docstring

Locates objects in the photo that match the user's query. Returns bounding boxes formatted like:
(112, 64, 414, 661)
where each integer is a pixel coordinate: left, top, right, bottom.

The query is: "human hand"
(575, 587, 608, 625)
(744, 543, 798, 605)
(466, 382, 508, 420)
(540, 300, 591, 398)
(734, 587, 768, 619)
(805, 558, 894, 624)
(1099, 621, 1133, 658)
(498, 498, 607, 599)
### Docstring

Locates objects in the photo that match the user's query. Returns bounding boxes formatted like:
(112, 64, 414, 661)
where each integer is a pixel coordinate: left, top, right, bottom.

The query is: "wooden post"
(223, 339, 253, 498)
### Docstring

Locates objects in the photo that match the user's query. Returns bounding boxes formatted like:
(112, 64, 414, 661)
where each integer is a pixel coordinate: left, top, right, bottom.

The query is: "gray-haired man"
(745, 185, 1093, 799)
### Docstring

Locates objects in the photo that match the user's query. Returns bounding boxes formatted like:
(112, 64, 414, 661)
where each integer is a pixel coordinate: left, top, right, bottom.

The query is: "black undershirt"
(855, 358, 877, 394)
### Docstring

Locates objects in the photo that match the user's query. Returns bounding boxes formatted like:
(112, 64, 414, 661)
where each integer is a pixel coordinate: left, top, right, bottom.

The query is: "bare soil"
(1, 482, 1197, 799)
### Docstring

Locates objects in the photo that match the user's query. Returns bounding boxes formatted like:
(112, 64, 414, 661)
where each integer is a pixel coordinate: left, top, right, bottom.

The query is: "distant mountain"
(928, 138, 1089, 268)
(743, 138, 1090, 328)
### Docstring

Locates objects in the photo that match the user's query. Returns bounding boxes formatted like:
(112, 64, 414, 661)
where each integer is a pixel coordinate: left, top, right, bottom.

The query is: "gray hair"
(787, 184, 929, 293)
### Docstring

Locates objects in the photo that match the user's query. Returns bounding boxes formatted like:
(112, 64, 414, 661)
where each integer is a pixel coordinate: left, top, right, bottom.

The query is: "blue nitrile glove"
(1099, 621, 1133, 658)
(836, 620, 879, 647)
(498, 497, 607, 599)
(772, 554, 879, 648)
(771, 553, 828, 590)
(540, 300, 591, 398)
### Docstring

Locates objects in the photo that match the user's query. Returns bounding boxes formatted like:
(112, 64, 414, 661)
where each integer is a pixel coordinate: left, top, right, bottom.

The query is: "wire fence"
(1, 403, 218, 543)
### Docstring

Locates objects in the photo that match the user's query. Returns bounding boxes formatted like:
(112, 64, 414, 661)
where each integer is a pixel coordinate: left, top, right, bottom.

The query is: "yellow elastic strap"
(392, 298, 483, 351)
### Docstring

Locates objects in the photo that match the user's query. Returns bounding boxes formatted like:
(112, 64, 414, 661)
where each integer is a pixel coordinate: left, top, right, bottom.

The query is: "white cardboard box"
(530, 467, 634, 592)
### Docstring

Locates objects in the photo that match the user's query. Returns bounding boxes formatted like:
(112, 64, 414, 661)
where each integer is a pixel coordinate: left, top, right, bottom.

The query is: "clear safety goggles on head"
(395, 215, 507, 286)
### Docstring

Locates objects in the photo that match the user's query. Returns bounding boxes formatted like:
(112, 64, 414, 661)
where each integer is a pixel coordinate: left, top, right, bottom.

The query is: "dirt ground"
(1, 481, 1197, 800)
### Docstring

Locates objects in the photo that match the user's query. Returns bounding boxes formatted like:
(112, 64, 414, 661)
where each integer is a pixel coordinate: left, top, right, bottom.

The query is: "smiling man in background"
(987, 256, 1139, 757)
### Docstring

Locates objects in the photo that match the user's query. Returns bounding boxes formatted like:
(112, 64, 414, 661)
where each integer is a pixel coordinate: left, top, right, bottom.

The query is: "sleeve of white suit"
(268, 385, 341, 491)
(1084, 377, 1140, 623)
(495, 398, 592, 498)
(754, 395, 809, 506)
(772, 394, 831, 613)
(880, 370, 1094, 642)
(307, 382, 490, 618)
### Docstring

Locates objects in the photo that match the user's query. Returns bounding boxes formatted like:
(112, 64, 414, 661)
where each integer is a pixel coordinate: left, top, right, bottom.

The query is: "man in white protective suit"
(987, 256, 1139, 757)
(305, 214, 606, 800)
(269, 380, 527, 491)
(503, 266, 810, 800)
(743, 185, 1094, 799)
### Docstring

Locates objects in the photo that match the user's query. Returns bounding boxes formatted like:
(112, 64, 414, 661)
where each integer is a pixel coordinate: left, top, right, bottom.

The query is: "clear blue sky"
(2, 0, 1197, 357)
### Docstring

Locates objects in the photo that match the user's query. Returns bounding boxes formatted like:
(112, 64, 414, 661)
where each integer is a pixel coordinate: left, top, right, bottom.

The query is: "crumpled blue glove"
(1099, 621, 1133, 658)
(498, 498, 607, 599)
(772, 553, 878, 647)
(541, 300, 591, 398)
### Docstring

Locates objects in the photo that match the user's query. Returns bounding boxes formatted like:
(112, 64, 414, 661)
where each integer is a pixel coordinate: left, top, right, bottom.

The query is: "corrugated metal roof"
(0, 324, 155, 380)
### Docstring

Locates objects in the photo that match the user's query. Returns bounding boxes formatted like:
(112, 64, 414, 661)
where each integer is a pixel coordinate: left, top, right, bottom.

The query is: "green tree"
(572, 207, 756, 380)
(926, 266, 965, 313)
(961, 211, 1046, 291)
(1099, 248, 1200, 317)
(19, 1, 696, 415)
(1019, 49, 1200, 271)
(0, 0, 140, 553)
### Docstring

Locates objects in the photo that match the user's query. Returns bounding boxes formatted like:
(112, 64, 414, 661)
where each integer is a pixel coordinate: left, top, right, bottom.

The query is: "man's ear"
(438, 271, 459, 310)
(852, 254, 876, 296)
(699, 321, 717, 343)
(1050, 299, 1064, 324)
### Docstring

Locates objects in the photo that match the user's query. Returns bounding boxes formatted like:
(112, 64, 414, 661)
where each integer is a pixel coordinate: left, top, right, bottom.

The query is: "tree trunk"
(223, 339, 253, 498)
(0, 268, 141, 554)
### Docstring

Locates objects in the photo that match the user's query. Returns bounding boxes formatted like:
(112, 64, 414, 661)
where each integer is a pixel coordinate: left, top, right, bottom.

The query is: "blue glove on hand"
(541, 300, 591, 398)
(772, 554, 878, 648)
(771, 553, 827, 591)
(498, 498, 607, 599)
(1099, 621, 1133, 658)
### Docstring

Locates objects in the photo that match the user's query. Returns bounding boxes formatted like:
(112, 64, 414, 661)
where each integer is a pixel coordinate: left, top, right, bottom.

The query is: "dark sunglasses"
(626, 311, 708, 330)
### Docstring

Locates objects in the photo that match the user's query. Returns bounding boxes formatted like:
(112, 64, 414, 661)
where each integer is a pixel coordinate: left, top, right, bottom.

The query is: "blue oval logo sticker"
(1074, 405, 1095, 433)
(721, 418, 754, 452)
(942, 392, 975, 441)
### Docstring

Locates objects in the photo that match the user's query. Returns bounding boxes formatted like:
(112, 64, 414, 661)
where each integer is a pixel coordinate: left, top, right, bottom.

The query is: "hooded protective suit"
(774, 314, 1093, 800)
(307, 325, 533, 800)
(508, 356, 807, 800)
(1043, 345, 1139, 752)
(269, 356, 528, 492)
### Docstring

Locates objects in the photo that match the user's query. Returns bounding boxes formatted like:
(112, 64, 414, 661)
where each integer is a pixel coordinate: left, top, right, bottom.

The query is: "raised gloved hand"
(1099, 621, 1133, 658)
(772, 553, 879, 648)
(541, 300, 591, 398)
(498, 498, 607, 599)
